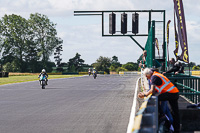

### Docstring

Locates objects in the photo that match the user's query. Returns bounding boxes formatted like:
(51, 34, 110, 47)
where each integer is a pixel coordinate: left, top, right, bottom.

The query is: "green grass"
(0, 75, 84, 85)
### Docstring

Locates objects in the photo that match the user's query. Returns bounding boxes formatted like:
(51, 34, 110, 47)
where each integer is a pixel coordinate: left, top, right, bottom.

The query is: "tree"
(122, 62, 138, 71)
(109, 56, 121, 72)
(0, 14, 30, 72)
(116, 67, 128, 73)
(0, 13, 62, 72)
(54, 44, 63, 67)
(68, 53, 85, 72)
(28, 13, 63, 68)
(189, 62, 196, 67)
(112, 55, 118, 63)
(93, 56, 111, 74)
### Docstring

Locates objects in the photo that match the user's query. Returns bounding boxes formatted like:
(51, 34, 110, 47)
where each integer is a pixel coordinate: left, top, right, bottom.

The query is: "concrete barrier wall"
(130, 69, 158, 133)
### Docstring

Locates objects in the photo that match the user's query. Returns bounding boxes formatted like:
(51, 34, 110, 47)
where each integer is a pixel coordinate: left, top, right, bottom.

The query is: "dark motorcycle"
(88, 71, 91, 76)
(39, 74, 47, 89)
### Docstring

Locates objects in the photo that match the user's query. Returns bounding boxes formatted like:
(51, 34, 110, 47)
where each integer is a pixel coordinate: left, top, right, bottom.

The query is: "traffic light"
(109, 13, 116, 34)
(121, 13, 127, 34)
(132, 13, 139, 34)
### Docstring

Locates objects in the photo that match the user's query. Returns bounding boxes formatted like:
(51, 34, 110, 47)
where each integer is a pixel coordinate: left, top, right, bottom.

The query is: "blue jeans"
(161, 101, 173, 124)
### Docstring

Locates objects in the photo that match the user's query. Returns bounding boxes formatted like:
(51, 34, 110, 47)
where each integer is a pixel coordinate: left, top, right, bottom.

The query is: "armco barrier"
(47, 72, 62, 75)
(130, 69, 158, 133)
(62, 71, 105, 75)
(119, 71, 140, 75)
(62, 72, 79, 75)
(131, 95, 158, 133)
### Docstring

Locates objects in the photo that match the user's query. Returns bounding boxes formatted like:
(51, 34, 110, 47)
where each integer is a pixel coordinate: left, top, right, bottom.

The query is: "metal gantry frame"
(74, 10, 166, 69)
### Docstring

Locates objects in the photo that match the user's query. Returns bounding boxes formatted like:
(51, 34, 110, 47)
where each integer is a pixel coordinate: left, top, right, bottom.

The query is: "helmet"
(42, 69, 46, 73)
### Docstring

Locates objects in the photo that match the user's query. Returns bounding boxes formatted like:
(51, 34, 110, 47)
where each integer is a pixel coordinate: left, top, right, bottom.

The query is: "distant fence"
(119, 71, 140, 75)
(62, 71, 105, 75)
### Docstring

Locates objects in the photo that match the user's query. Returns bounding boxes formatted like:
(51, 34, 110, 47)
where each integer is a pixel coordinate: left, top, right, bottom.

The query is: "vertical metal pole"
(198, 79, 200, 103)
(148, 11, 152, 32)
(195, 79, 197, 103)
(102, 12, 104, 36)
(163, 11, 167, 71)
(189, 63, 191, 76)
(152, 21, 155, 68)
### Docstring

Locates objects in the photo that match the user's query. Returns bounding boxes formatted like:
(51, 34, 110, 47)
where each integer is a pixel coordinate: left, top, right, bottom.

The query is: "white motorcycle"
(39, 74, 47, 89)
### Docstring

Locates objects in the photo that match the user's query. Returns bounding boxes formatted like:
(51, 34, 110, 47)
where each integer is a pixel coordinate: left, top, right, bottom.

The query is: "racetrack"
(0, 74, 139, 133)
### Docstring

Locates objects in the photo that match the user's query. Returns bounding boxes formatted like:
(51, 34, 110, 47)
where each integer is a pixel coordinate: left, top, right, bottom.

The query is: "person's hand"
(162, 72, 166, 74)
(175, 72, 179, 75)
(138, 92, 145, 99)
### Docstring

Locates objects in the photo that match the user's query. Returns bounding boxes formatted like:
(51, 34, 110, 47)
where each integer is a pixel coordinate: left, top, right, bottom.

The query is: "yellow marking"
(139, 101, 148, 110)
(132, 114, 143, 131)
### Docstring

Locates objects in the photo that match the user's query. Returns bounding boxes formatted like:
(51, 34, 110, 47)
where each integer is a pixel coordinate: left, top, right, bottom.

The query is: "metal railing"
(167, 73, 200, 104)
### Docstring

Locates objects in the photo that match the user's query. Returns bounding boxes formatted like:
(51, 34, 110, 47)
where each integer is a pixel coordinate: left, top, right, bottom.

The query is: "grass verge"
(0, 75, 84, 85)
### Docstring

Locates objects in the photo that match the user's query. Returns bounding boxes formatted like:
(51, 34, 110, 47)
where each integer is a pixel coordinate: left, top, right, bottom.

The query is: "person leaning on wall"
(139, 50, 147, 69)
(138, 68, 180, 133)
(163, 57, 184, 75)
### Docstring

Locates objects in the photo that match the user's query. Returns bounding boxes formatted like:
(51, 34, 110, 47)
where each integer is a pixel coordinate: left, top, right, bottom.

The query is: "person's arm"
(175, 63, 184, 74)
(143, 85, 155, 96)
(178, 65, 184, 73)
(165, 68, 174, 73)
(46, 73, 48, 78)
(38, 73, 41, 78)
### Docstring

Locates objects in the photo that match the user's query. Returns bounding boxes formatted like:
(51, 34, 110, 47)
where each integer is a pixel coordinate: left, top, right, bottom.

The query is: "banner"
(167, 20, 171, 61)
(173, 11, 179, 58)
(173, 0, 189, 63)
(155, 38, 159, 55)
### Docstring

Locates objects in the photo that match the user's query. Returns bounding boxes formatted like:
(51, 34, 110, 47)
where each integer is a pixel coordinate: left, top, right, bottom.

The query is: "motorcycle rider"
(92, 68, 97, 76)
(38, 69, 48, 85)
(88, 68, 91, 76)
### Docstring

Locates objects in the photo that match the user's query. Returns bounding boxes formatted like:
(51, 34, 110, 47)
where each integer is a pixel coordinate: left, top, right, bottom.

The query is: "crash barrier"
(167, 73, 200, 104)
(47, 72, 62, 75)
(0, 72, 9, 77)
(119, 71, 140, 75)
(129, 69, 158, 133)
(79, 71, 106, 75)
(131, 95, 158, 133)
(191, 70, 200, 75)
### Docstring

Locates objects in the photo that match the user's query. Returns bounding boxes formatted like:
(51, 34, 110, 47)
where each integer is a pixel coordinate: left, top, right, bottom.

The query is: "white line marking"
(126, 77, 141, 133)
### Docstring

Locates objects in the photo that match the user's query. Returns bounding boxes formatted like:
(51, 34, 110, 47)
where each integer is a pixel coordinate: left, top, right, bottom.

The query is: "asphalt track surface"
(0, 74, 139, 133)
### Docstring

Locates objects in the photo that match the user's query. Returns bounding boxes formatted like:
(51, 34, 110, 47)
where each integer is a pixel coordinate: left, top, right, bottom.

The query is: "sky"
(0, 0, 200, 65)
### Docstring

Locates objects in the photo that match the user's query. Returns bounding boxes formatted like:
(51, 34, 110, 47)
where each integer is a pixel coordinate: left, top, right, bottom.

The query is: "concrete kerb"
(126, 77, 141, 133)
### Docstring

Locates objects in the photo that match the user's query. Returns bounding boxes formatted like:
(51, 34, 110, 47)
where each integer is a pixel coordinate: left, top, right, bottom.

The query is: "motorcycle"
(39, 74, 47, 89)
(93, 72, 97, 79)
(88, 71, 91, 76)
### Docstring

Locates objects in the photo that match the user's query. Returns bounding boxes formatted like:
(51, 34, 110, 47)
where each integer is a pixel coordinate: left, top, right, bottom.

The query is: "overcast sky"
(0, 0, 200, 65)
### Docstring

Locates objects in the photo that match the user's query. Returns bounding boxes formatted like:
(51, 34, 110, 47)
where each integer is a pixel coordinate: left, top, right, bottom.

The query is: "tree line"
(59, 53, 139, 74)
(0, 13, 139, 73)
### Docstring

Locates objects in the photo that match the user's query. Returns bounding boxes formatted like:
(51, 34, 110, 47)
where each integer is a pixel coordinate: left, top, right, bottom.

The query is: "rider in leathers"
(38, 69, 48, 85)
